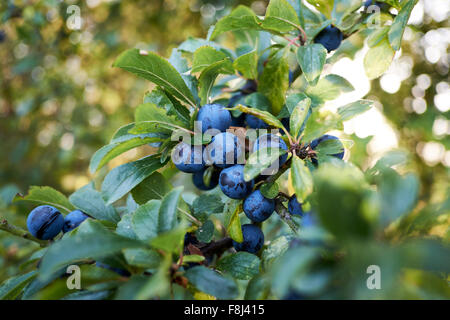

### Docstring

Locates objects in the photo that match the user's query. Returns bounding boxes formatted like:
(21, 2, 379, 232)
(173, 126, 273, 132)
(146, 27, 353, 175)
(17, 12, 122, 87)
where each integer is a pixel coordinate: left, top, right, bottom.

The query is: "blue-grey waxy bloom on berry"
(243, 190, 275, 222)
(314, 25, 343, 52)
(63, 210, 89, 233)
(310, 134, 345, 161)
(192, 167, 220, 191)
(288, 195, 304, 216)
(26, 205, 64, 240)
(205, 132, 243, 168)
(233, 224, 264, 254)
(219, 165, 254, 199)
(197, 103, 232, 133)
(172, 142, 205, 173)
(253, 134, 289, 167)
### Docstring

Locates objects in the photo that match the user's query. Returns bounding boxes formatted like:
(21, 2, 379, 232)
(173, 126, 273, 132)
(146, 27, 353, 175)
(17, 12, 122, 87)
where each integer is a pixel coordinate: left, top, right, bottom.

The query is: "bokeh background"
(0, 0, 448, 283)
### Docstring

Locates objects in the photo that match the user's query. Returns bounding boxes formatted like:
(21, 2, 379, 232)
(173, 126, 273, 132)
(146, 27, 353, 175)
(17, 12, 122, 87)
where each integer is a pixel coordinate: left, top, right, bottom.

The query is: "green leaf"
(131, 200, 161, 241)
(305, 74, 354, 104)
(113, 48, 196, 108)
(217, 252, 260, 280)
(337, 99, 373, 121)
(306, 0, 333, 18)
(131, 103, 188, 135)
(192, 46, 233, 74)
(224, 200, 243, 243)
(290, 97, 311, 138)
(313, 164, 377, 239)
(258, 49, 290, 115)
(260, 182, 279, 199)
(285, 93, 310, 114)
(314, 139, 345, 156)
(261, 235, 292, 269)
(228, 104, 285, 129)
(210, 6, 263, 40)
(131, 172, 172, 205)
(302, 110, 343, 143)
(14, 186, 75, 214)
(116, 214, 138, 239)
(193, 194, 224, 222)
(158, 187, 184, 233)
(198, 59, 233, 105)
(0, 271, 37, 300)
(296, 44, 327, 86)
(233, 50, 258, 79)
(378, 170, 419, 227)
(150, 225, 186, 253)
(143, 88, 190, 126)
(244, 275, 270, 300)
(388, 0, 418, 51)
(331, 0, 362, 28)
(101, 154, 167, 205)
(185, 266, 238, 299)
(195, 220, 215, 243)
(89, 126, 166, 174)
(69, 183, 120, 223)
(290, 155, 313, 201)
(261, 0, 301, 33)
(245, 147, 287, 181)
(123, 248, 161, 269)
(364, 38, 395, 80)
(39, 220, 144, 281)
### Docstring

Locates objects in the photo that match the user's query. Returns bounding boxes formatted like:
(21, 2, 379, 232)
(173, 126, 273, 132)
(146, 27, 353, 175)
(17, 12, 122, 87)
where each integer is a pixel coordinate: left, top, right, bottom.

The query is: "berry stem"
(0, 219, 49, 247)
(274, 202, 298, 234)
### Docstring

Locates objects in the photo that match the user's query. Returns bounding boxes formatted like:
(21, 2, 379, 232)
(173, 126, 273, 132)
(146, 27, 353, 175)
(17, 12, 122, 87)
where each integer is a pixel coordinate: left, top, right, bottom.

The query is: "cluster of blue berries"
(172, 77, 348, 255)
(26, 205, 89, 240)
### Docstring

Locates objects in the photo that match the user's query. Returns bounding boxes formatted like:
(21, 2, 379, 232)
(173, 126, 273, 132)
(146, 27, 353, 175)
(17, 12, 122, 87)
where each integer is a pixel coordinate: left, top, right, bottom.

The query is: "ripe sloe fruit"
(197, 104, 232, 133)
(27, 205, 64, 240)
(63, 210, 89, 233)
(172, 142, 205, 173)
(243, 190, 275, 222)
(232, 224, 264, 254)
(314, 25, 343, 52)
(219, 165, 254, 199)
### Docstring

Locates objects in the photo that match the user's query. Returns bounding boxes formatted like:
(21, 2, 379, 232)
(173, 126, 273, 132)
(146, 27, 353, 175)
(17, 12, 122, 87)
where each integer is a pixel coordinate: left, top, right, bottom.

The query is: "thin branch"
(0, 219, 49, 247)
(275, 201, 298, 234)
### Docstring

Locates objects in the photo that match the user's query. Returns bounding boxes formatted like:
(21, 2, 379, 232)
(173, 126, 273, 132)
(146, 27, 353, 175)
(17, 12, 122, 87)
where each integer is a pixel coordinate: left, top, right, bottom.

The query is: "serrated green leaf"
(0, 271, 37, 300)
(261, 235, 292, 269)
(258, 49, 290, 115)
(228, 104, 285, 129)
(158, 187, 184, 233)
(69, 183, 120, 223)
(260, 182, 279, 199)
(210, 6, 263, 40)
(196, 220, 214, 243)
(233, 50, 258, 79)
(217, 252, 260, 280)
(132, 200, 161, 241)
(131, 172, 172, 205)
(14, 186, 75, 214)
(130, 103, 188, 135)
(185, 266, 238, 299)
(332, 0, 362, 27)
(192, 46, 233, 74)
(224, 200, 243, 243)
(143, 88, 190, 125)
(305, 74, 354, 104)
(39, 220, 144, 281)
(193, 194, 224, 222)
(302, 110, 343, 143)
(337, 99, 373, 121)
(245, 147, 287, 181)
(113, 49, 196, 108)
(290, 97, 311, 138)
(296, 44, 327, 86)
(261, 0, 301, 33)
(150, 225, 186, 253)
(244, 274, 271, 300)
(123, 248, 161, 269)
(198, 58, 233, 105)
(290, 155, 313, 201)
(388, 0, 418, 51)
(364, 38, 395, 80)
(101, 154, 167, 205)
(306, 0, 334, 18)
